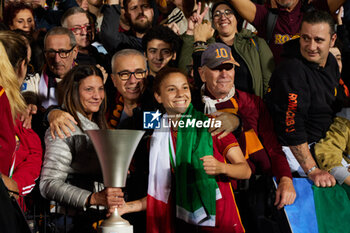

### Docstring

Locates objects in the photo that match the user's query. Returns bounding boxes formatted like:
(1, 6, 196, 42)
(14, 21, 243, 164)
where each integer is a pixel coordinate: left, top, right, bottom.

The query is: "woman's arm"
(201, 145, 251, 179)
(39, 129, 91, 209)
(113, 196, 147, 216)
(40, 128, 125, 210)
(11, 120, 42, 197)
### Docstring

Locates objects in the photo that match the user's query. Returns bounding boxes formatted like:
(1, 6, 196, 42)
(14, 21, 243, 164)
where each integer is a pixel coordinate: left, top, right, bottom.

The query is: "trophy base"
(99, 225, 133, 233)
(98, 210, 133, 233)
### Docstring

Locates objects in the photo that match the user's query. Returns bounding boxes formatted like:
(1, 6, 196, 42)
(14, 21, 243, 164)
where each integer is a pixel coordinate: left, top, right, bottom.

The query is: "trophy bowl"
(87, 129, 145, 233)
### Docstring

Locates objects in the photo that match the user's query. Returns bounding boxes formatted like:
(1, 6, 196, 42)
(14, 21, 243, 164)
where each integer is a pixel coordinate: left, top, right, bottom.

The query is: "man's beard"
(131, 15, 152, 34)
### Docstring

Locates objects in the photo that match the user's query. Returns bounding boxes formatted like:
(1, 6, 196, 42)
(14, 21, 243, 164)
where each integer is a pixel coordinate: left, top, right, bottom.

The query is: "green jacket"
(179, 29, 274, 98)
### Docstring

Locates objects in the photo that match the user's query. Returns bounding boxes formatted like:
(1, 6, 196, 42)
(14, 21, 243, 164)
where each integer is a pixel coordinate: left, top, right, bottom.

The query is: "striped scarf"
(108, 93, 124, 128)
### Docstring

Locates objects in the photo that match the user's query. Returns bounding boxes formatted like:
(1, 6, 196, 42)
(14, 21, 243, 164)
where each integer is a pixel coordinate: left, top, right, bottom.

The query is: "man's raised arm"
(327, 0, 346, 14)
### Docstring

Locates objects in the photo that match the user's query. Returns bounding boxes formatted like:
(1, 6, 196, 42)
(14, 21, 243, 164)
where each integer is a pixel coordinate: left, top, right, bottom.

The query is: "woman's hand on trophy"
(106, 199, 126, 217)
(108, 197, 148, 217)
(107, 199, 127, 217)
(90, 187, 124, 208)
(115, 201, 128, 216)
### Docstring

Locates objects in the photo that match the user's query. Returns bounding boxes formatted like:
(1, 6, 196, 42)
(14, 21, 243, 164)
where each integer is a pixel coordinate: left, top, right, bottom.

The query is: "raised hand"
(186, 2, 210, 35)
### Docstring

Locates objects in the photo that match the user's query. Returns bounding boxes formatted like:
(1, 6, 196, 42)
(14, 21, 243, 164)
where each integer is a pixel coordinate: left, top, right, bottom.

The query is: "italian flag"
(146, 123, 173, 233)
(146, 106, 220, 232)
(278, 178, 350, 233)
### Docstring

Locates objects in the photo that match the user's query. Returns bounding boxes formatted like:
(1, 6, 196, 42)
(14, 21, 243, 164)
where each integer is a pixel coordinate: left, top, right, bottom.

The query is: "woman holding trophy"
(40, 65, 124, 232)
(119, 67, 251, 232)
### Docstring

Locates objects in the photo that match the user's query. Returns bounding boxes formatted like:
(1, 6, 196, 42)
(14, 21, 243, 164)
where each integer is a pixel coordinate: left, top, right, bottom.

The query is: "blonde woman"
(0, 41, 26, 179)
(0, 32, 42, 210)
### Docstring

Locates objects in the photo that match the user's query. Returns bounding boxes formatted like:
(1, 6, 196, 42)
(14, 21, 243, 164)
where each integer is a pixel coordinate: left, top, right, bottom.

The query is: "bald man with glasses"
(47, 49, 154, 138)
(108, 49, 150, 128)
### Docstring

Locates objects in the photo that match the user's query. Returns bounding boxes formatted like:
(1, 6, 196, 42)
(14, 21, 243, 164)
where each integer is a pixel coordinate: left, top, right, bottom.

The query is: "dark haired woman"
(39, 65, 124, 232)
(3, 2, 35, 33)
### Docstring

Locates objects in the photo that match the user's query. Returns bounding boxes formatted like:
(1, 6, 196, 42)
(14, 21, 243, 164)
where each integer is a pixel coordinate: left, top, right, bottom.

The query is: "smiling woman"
(58, 65, 107, 131)
(209, 0, 274, 98)
(40, 65, 124, 232)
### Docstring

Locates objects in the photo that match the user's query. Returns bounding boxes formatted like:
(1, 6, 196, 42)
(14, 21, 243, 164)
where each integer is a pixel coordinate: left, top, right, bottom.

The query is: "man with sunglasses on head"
(61, 6, 109, 69)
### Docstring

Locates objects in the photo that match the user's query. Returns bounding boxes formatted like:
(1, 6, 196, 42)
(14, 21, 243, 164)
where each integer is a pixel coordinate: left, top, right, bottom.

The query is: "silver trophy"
(87, 129, 145, 233)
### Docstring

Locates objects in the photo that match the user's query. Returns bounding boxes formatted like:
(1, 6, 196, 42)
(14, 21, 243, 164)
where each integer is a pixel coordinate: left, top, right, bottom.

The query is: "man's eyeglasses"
(213, 9, 234, 19)
(44, 46, 75, 58)
(116, 70, 147, 80)
(69, 24, 92, 34)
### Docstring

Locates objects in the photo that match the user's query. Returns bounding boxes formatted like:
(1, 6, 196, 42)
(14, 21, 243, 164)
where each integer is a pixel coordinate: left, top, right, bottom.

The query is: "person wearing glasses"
(181, 0, 274, 99)
(108, 49, 153, 130)
(21, 27, 78, 110)
(18, 27, 78, 141)
(46, 49, 152, 135)
(47, 49, 153, 232)
(61, 7, 109, 70)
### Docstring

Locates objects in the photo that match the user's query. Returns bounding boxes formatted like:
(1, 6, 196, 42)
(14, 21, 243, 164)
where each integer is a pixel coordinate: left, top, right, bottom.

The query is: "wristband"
(194, 41, 208, 52)
(193, 41, 208, 47)
(306, 165, 317, 175)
